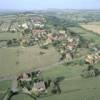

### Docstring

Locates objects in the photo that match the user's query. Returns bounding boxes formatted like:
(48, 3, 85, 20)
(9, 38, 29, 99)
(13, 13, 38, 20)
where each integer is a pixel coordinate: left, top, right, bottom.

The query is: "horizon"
(1, 8, 100, 11)
(0, 0, 100, 11)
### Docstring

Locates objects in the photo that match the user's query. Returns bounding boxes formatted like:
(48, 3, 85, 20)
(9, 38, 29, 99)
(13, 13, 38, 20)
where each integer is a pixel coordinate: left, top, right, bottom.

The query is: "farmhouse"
(85, 52, 100, 65)
(17, 73, 32, 82)
(32, 81, 46, 93)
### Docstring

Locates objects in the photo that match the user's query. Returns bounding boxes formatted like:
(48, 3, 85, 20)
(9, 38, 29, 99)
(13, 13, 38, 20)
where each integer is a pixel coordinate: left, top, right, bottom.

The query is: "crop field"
(80, 24, 100, 34)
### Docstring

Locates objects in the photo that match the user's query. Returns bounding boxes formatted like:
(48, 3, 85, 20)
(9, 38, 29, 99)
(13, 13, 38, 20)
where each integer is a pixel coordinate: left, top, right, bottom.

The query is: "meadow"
(0, 45, 59, 76)
(68, 26, 100, 45)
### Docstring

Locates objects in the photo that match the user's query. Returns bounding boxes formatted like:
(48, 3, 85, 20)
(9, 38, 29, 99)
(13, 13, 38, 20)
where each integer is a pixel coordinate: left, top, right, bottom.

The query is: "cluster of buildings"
(16, 70, 61, 97)
(17, 70, 46, 96)
(85, 52, 100, 65)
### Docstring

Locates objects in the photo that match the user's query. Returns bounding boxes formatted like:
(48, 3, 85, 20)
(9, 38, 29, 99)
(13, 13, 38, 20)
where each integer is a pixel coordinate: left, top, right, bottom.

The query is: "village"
(0, 14, 100, 63)
(0, 10, 100, 100)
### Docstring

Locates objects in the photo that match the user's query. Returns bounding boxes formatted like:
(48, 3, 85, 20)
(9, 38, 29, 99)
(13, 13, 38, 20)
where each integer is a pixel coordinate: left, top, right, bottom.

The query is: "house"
(22, 23, 28, 29)
(34, 23, 44, 28)
(22, 81, 46, 96)
(43, 34, 55, 45)
(65, 52, 73, 63)
(59, 30, 66, 34)
(18, 23, 28, 29)
(85, 54, 94, 64)
(67, 36, 74, 43)
(32, 29, 47, 37)
(17, 73, 32, 82)
(32, 81, 46, 93)
(57, 34, 66, 41)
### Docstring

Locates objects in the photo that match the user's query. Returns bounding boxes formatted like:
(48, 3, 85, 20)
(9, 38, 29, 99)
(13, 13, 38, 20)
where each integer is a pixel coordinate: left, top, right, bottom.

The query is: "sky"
(0, 0, 100, 10)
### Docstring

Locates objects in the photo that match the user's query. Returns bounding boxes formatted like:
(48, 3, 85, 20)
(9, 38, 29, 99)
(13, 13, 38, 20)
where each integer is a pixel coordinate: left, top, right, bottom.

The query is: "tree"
(7, 40, 12, 47)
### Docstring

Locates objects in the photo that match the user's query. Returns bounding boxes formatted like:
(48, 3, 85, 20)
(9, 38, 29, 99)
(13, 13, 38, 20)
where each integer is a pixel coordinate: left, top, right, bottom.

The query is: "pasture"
(0, 45, 59, 76)
(68, 26, 100, 45)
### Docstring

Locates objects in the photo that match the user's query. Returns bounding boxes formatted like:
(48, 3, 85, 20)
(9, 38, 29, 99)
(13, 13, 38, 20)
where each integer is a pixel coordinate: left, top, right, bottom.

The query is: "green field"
(68, 26, 100, 45)
(5, 78, 100, 100)
(0, 61, 100, 100)
(0, 32, 20, 40)
(0, 45, 59, 76)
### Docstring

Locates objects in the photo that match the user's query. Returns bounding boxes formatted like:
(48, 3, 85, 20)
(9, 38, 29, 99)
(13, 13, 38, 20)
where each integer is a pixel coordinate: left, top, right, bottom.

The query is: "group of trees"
(7, 38, 20, 47)
(45, 15, 79, 30)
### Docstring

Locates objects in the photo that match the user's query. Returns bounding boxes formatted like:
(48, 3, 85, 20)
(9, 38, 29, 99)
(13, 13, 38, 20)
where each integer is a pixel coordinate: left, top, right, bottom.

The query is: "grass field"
(0, 59, 100, 100)
(0, 62, 100, 100)
(11, 86, 100, 100)
(68, 26, 100, 45)
(0, 80, 11, 91)
(0, 45, 59, 76)
(8, 77, 100, 100)
(0, 32, 19, 40)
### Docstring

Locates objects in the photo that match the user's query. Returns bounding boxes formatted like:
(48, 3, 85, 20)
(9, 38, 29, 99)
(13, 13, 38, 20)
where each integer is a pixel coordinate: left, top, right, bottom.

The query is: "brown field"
(81, 24, 100, 34)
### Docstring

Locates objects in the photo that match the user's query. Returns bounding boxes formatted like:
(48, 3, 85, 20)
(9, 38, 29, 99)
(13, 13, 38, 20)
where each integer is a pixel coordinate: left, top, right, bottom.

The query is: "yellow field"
(81, 24, 100, 34)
